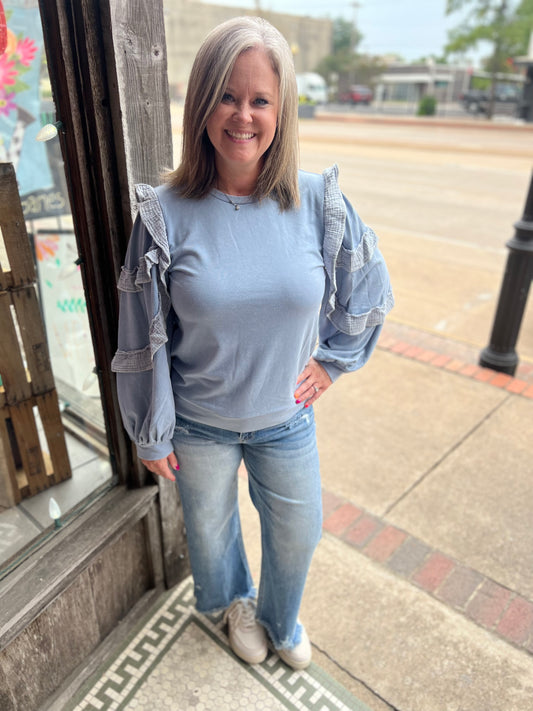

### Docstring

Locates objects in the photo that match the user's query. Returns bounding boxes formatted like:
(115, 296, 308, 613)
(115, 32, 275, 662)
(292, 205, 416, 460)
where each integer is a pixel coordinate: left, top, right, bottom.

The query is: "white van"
(296, 72, 328, 104)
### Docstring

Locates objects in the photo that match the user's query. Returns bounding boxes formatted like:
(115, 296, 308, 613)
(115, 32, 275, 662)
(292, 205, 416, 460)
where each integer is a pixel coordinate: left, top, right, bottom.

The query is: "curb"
(314, 110, 533, 133)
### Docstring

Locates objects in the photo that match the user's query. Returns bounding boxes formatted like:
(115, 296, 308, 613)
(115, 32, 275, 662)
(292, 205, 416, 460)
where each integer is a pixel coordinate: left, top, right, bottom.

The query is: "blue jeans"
(171, 407, 322, 650)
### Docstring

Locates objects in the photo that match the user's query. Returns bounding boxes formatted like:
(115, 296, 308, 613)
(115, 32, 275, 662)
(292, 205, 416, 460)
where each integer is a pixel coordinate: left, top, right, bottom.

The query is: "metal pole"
(479, 171, 533, 374)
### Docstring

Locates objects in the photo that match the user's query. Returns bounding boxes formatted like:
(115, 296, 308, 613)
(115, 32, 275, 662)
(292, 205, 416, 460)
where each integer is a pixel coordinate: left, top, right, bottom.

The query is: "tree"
(331, 17, 362, 54)
(511, 0, 533, 56)
(445, 0, 532, 115)
(314, 17, 384, 95)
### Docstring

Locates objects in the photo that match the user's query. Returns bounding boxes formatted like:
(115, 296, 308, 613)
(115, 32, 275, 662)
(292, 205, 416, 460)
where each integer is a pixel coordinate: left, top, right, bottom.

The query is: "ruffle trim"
(111, 345, 152, 372)
(327, 289, 395, 336)
(322, 165, 387, 335)
(111, 184, 171, 373)
(337, 226, 378, 272)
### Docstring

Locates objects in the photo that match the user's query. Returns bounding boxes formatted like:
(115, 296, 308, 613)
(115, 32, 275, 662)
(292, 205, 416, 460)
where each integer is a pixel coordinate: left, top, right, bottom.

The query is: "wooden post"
(38, 0, 173, 486)
(38, 0, 188, 586)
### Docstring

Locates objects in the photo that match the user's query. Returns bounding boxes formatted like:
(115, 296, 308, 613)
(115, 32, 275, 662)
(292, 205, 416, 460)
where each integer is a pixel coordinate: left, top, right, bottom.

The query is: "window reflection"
(0, 1, 113, 577)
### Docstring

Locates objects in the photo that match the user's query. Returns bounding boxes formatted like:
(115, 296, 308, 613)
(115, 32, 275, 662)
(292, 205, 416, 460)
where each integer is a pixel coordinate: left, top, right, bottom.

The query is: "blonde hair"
(167, 16, 299, 210)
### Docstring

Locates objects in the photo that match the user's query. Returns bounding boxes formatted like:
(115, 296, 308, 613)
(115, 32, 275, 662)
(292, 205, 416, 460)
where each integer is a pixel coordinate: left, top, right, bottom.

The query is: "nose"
(233, 101, 253, 123)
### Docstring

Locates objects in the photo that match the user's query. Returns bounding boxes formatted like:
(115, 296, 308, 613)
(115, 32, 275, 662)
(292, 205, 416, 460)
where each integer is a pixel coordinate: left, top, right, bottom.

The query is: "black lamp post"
(479, 172, 533, 374)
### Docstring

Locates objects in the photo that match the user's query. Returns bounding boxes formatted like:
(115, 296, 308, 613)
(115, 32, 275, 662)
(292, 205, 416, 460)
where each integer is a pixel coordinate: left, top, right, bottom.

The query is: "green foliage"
(445, 0, 533, 70)
(417, 95, 437, 115)
(332, 18, 362, 54)
(314, 16, 384, 92)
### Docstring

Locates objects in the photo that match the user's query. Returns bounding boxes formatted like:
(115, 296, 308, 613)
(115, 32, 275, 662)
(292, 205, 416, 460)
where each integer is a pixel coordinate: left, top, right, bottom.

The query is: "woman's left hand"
(294, 358, 332, 407)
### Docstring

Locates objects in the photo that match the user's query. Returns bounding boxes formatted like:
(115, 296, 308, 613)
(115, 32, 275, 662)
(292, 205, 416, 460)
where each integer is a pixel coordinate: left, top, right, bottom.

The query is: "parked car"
(338, 85, 373, 105)
(460, 84, 522, 114)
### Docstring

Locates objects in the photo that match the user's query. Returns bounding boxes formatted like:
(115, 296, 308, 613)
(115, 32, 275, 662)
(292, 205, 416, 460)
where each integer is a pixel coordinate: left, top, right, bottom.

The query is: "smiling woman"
(206, 48, 279, 195)
(111, 15, 393, 674)
(168, 16, 299, 209)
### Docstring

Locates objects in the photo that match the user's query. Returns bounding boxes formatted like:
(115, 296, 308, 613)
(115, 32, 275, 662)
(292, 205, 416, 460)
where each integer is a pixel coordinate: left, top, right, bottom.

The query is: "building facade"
(163, 0, 332, 99)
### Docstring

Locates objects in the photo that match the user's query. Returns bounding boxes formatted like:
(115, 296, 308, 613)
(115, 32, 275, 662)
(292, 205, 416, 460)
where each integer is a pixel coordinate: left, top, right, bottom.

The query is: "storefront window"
(0, 0, 114, 579)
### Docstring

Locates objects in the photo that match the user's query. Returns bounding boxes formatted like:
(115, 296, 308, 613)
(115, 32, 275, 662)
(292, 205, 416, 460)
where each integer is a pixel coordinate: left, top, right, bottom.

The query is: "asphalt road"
(298, 114, 533, 364)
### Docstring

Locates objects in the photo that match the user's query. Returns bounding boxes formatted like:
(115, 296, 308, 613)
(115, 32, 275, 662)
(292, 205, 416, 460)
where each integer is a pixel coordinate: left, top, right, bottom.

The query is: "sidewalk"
(236, 319, 533, 710)
(61, 322, 533, 711)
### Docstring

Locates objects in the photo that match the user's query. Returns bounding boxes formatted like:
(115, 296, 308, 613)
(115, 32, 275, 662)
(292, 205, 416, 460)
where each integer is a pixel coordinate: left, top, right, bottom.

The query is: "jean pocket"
(285, 406, 314, 431)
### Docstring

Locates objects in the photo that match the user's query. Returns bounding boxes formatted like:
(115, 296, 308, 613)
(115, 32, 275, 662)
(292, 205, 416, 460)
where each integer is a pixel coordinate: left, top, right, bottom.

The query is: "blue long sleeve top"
(111, 166, 393, 460)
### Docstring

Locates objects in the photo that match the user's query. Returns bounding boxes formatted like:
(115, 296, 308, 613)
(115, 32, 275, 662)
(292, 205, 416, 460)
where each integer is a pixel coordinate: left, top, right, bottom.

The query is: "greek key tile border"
(67, 577, 369, 711)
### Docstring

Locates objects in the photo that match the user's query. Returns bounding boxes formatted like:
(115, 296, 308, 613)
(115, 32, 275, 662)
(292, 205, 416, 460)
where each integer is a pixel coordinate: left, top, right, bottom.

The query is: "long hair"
(167, 16, 300, 210)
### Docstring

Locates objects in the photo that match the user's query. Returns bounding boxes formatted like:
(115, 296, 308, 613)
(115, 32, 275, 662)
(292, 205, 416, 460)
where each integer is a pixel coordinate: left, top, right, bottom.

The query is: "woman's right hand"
(141, 452, 180, 482)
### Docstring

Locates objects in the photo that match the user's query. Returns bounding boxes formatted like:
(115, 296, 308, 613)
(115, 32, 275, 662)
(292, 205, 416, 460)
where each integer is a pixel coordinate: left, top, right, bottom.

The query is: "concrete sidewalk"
(238, 320, 533, 711)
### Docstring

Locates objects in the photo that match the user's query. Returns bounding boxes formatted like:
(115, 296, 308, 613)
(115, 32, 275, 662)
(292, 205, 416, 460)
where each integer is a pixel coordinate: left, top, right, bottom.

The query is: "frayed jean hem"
(258, 616, 303, 651)
(194, 589, 257, 616)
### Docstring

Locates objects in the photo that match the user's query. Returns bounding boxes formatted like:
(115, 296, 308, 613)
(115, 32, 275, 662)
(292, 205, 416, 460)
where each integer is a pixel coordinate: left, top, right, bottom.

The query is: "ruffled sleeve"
(111, 184, 177, 460)
(314, 165, 394, 381)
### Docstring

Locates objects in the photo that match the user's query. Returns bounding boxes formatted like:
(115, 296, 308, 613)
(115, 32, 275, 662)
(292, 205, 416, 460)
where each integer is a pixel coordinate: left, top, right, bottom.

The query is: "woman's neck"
(215, 164, 261, 196)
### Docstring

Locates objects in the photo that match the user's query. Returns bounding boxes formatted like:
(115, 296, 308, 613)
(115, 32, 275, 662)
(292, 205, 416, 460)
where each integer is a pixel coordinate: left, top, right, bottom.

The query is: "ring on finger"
(313, 385, 319, 393)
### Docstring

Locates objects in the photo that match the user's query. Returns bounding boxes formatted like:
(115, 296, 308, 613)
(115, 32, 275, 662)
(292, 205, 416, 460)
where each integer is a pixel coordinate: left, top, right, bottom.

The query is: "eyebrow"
(225, 85, 276, 99)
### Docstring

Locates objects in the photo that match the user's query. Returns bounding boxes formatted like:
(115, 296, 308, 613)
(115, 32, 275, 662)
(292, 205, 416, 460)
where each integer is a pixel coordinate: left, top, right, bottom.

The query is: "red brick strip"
(413, 552, 455, 592)
(239, 440, 533, 654)
(378, 322, 533, 394)
(323, 502, 362, 536)
(322, 489, 533, 656)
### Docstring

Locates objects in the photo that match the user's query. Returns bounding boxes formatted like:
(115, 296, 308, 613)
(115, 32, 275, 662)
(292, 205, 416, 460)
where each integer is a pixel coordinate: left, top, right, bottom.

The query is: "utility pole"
(487, 0, 508, 118)
(349, 1, 361, 84)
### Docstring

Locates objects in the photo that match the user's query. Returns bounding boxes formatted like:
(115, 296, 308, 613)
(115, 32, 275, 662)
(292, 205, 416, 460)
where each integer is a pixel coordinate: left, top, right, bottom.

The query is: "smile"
(226, 130, 255, 140)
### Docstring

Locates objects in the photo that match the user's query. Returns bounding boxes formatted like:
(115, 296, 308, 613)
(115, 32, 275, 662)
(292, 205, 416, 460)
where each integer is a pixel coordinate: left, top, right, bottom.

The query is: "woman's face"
(206, 47, 279, 184)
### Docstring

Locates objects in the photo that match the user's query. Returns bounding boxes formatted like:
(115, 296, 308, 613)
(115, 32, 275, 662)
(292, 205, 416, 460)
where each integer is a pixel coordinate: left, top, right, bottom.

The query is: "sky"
(202, 0, 510, 64)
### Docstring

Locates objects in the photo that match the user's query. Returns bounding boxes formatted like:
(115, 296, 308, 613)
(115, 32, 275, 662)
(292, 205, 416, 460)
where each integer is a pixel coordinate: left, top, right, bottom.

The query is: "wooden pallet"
(0, 163, 71, 507)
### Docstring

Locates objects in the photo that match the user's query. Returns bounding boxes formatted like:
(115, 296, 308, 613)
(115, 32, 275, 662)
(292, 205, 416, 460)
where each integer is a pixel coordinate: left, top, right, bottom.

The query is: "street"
(298, 113, 533, 365)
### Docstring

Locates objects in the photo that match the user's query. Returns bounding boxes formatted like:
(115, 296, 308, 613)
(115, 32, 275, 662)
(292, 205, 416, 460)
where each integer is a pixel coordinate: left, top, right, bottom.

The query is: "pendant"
(234, 204, 239, 211)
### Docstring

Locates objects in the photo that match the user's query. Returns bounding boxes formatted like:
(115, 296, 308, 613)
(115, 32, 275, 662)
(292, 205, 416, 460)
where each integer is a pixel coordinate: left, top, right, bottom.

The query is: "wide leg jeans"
(171, 407, 322, 650)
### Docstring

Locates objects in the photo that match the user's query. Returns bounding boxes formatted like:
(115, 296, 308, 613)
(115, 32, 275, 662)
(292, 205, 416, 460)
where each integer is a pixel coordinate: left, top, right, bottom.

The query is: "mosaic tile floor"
(66, 577, 370, 711)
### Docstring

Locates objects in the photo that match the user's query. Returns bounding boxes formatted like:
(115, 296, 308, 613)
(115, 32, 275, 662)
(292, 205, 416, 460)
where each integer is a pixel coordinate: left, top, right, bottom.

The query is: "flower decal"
(0, 86, 15, 115)
(35, 233, 60, 262)
(0, 3, 6, 56)
(0, 53, 16, 87)
(15, 37, 37, 67)
(0, 5, 39, 117)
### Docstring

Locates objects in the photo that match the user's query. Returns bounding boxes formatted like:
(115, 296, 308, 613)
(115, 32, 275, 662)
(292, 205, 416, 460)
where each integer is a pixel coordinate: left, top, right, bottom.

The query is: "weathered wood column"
(38, 0, 188, 585)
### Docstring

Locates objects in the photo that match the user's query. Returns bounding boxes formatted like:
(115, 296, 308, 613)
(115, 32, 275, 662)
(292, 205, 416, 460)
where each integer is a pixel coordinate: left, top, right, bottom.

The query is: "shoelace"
(223, 599, 257, 631)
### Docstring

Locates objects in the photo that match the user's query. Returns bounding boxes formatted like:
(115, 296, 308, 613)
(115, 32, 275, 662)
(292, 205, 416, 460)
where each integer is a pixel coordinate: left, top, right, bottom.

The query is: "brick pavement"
(322, 487, 533, 657)
(381, 321, 533, 392)
(316, 322, 533, 655)
(240, 320, 533, 660)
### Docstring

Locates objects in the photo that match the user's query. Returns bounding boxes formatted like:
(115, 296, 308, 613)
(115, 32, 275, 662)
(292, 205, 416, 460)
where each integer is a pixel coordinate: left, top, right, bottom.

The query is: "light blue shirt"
(112, 167, 393, 460)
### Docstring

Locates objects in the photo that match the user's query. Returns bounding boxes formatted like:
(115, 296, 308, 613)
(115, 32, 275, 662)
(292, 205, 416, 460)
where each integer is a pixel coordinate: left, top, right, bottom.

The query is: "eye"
(254, 97, 268, 106)
(221, 93, 234, 104)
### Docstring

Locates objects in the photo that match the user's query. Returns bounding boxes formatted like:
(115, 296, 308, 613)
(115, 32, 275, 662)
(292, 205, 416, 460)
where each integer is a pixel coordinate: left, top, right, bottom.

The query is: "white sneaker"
(276, 625, 312, 670)
(223, 598, 268, 665)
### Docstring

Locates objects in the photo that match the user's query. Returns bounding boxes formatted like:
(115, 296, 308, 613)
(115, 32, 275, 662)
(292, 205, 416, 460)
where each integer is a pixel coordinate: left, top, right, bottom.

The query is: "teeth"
(227, 131, 254, 139)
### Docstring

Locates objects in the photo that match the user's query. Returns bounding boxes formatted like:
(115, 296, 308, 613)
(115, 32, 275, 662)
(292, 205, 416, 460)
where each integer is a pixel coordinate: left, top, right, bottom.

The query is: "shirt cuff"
(135, 440, 174, 461)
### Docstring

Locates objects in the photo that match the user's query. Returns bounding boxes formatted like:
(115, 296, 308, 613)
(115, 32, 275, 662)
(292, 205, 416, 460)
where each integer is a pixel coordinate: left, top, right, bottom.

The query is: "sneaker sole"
(229, 642, 268, 665)
(276, 648, 312, 670)
(268, 640, 312, 670)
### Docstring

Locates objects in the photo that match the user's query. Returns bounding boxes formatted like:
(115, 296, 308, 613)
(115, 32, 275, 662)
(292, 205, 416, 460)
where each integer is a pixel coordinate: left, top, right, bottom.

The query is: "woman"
(112, 16, 393, 670)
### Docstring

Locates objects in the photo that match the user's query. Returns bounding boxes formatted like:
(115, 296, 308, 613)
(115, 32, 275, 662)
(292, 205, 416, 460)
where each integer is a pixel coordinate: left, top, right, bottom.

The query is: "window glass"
(0, 0, 114, 580)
